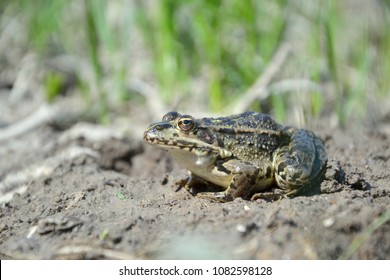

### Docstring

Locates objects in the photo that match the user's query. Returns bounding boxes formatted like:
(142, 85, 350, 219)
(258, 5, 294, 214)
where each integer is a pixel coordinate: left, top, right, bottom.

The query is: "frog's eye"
(162, 111, 181, 122)
(177, 115, 195, 132)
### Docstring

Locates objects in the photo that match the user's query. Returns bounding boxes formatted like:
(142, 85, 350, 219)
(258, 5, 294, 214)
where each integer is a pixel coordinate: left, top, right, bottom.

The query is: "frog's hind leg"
(251, 189, 287, 201)
(272, 128, 327, 198)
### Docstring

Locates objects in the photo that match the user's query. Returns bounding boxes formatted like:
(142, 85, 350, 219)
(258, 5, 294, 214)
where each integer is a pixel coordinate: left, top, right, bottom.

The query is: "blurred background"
(1, 0, 390, 131)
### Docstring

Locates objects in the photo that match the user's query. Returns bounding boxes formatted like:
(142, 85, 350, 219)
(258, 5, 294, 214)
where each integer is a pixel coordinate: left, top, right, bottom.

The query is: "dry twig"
(229, 42, 292, 114)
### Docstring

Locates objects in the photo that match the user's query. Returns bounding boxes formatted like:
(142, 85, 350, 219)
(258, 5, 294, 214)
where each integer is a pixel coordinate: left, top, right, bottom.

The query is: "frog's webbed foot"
(273, 128, 327, 196)
(196, 191, 234, 202)
(251, 189, 288, 201)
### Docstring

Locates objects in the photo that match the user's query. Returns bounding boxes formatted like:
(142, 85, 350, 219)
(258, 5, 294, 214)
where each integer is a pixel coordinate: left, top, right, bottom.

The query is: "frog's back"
(197, 112, 284, 163)
(198, 112, 282, 132)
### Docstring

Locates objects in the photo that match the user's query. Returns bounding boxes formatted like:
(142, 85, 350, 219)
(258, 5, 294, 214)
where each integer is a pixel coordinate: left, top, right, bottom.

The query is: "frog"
(143, 111, 327, 202)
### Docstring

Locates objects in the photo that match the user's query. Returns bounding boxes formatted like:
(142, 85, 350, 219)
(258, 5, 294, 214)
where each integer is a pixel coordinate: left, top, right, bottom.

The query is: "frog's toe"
(196, 191, 233, 202)
(251, 189, 287, 201)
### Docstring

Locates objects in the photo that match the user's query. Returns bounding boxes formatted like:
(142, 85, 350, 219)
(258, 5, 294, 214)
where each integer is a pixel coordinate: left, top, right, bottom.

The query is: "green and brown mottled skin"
(143, 111, 327, 202)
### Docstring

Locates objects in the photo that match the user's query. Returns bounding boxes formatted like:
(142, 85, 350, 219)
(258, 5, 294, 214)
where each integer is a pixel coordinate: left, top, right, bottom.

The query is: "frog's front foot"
(175, 174, 198, 195)
(177, 173, 225, 198)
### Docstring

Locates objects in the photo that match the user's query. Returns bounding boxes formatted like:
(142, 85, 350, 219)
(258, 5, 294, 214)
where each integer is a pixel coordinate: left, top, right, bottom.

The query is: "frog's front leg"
(196, 159, 260, 202)
(270, 127, 327, 198)
(177, 172, 214, 195)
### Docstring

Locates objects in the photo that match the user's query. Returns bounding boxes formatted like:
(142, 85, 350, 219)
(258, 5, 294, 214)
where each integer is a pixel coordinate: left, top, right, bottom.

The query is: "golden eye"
(162, 111, 180, 122)
(177, 115, 195, 132)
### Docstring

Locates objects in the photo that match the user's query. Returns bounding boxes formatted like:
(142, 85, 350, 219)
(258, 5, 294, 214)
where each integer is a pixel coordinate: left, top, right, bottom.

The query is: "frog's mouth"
(143, 130, 232, 159)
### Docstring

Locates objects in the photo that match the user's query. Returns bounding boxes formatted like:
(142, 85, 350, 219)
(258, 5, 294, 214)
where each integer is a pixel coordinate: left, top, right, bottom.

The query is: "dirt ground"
(0, 96, 389, 260)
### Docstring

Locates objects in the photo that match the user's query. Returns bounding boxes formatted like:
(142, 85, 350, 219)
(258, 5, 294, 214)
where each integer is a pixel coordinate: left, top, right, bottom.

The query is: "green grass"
(13, 0, 68, 52)
(100, 229, 109, 240)
(84, 0, 108, 123)
(2, 0, 390, 124)
(116, 191, 126, 200)
(134, 0, 287, 111)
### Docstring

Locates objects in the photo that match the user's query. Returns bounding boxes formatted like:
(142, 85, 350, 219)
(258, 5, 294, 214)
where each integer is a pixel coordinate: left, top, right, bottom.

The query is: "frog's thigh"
(274, 129, 317, 196)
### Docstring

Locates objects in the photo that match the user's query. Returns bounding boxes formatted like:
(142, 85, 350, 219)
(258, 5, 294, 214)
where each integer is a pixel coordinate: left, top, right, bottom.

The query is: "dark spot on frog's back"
(277, 162, 286, 174)
(215, 127, 237, 135)
(265, 166, 272, 178)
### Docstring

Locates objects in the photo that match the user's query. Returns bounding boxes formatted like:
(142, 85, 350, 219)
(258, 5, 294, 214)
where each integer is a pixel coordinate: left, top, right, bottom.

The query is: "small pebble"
(236, 224, 246, 233)
(323, 217, 335, 227)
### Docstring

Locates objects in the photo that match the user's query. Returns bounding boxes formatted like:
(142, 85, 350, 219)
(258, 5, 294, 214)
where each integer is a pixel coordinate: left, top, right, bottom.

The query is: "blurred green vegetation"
(1, 0, 390, 124)
(135, 0, 287, 111)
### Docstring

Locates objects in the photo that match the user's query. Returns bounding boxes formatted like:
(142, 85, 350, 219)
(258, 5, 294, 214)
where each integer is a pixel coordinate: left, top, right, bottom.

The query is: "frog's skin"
(143, 111, 327, 202)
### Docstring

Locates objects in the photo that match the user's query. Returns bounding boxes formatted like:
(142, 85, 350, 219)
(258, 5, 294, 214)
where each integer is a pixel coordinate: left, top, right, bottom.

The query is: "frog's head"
(143, 111, 232, 166)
